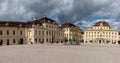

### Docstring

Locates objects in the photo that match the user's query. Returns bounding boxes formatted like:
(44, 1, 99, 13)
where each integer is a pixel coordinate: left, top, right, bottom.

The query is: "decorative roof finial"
(33, 18, 37, 21)
(5, 23, 9, 26)
(43, 16, 46, 18)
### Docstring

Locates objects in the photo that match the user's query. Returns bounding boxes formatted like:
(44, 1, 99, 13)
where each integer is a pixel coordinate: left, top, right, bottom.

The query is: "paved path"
(0, 44, 120, 63)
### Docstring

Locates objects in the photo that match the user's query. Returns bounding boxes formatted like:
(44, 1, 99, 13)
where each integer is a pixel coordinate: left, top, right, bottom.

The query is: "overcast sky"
(0, 0, 120, 31)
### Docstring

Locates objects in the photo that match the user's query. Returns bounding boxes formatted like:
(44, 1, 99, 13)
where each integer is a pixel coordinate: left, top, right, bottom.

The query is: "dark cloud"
(57, 0, 112, 23)
(0, 0, 120, 24)
(25, 0, 60, 19)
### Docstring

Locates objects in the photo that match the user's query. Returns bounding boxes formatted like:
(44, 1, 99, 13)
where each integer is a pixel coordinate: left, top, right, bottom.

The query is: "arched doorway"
(99, 40, 101, 43)
(98, 39, 104, 44)
(95, 38, 105, 44)
(19, 38, 24, 44)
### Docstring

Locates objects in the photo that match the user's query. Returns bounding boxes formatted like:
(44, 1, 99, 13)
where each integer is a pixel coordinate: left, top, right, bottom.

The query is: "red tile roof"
(0, 21, 26, 27)
(0, 17, 58, 27)
(94, 21, 110, 27)
(61, 22, 82, 31)
(33, 16, 58, 25)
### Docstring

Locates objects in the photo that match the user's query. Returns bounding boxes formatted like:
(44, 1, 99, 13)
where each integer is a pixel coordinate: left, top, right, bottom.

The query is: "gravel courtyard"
(0, 44, 120, 63)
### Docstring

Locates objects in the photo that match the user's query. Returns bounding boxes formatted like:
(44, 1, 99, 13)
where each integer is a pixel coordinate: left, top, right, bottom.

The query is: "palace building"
(26, 16, 65, 44)
(0, 16, 82, 45)
(61, 23, 82, 42)
(0, 21, 26, 45)
(83, 21, 119, 44)
(1, 16, 119, 45)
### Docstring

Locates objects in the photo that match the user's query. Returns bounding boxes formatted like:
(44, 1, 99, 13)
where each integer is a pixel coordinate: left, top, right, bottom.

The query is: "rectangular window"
(20, 31, 22, 35)
(39, 31, 41, 35)
(106, 32, 108, 34)
(46, 31, 48, 36)
(13, 39, 15, 43)
(0, 39, 3, 43)
(35, 30, 37, 35)
(42, 38, 44, 42)
(7, 39, 9, 43)
(7, 30, 9, 35)
(42, 31, 44, 35)
(35, 38, 37, 43)
(52, 31, 53, 35)
(13, 30, 15, 35)
(46, 38, 48, 42)
(49, 31, 51, 35)
(39, 38, 41, 42)
(0, 30, 3, 35)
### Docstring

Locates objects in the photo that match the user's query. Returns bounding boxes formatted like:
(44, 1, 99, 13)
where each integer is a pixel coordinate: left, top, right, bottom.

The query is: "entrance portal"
(19, 38, 24, 44)
(95, 38, 105, 44)
(99, 40, 101, 43)
(98, 39, 105, 44)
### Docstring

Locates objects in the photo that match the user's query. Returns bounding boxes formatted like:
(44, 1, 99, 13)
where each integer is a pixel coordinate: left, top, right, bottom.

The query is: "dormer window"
(37, 24, 39, 26)
(19, 24, 22, 27)
(53, 22, 55, 24)
(48, 20, 50, 23)
(5, 23, 9, 26)
(33, 18, 37, 21)
(43, 16, 46, 18)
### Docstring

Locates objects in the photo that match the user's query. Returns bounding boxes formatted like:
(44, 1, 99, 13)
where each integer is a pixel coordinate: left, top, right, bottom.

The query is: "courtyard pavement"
(0, 44, 120, 63)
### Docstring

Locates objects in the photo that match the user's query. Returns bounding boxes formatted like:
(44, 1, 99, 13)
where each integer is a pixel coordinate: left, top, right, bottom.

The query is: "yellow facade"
(27, 23, 64, 44)
(26, 17, 65, 44)
(84, 21, 119, 44)
(61, 23, 82, 42)
(0, 17, 82, 45)
(0, 18, 63, 45)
